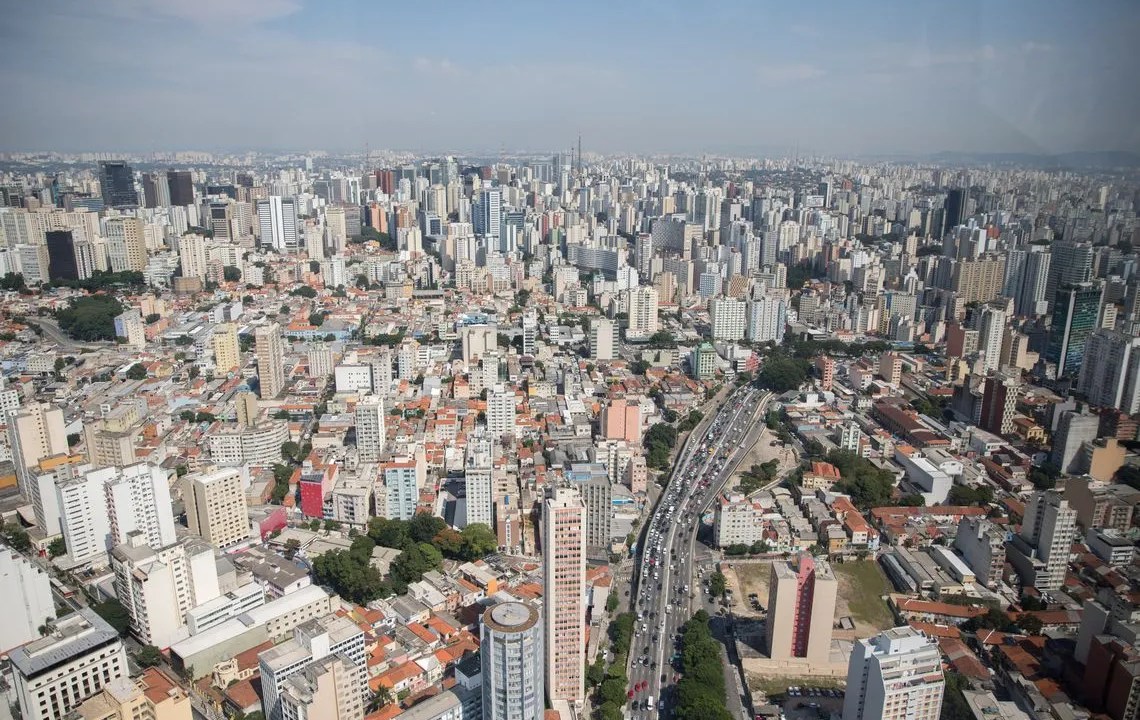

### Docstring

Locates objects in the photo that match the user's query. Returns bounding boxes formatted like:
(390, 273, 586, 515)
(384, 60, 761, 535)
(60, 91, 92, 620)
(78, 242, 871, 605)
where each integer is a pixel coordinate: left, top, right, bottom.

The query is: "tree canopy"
(828, 449, 899, 509)
(644, 422, 678, 470)
(56, 294, 124, 341)
(754, 353, 810, 392)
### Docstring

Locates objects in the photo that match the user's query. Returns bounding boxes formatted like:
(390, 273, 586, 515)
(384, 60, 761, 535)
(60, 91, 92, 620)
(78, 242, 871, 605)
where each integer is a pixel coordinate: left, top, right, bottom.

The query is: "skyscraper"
(627, 285, 659, 336)
(486, 385, 516, 439)
(258, 196, 299, 252)
(213, 323, 241, 373)
(1046, 282, 1104, 378)
(979, 372, 1020, 435)
(766, 554, 837, 664)
(1078, 329, 1140, 415)
(103, 463, 177, 549)
(464, 436, 494, 527)
(166, 170, 194, 206)
(100, 161, 138, 207)
(1050, 408, 1100, 475)
(589, 318, 616, 361)
(182, 468, 250, 549)
(178, 232, 208, 280)
(1004, 245, 1051, 316)
(841, 626, 945, 720)
(1006, 490, 1077, 590)
(103, 217, 147, 272)
(474, 188, 502, 243)
(542, 486, 586, 708)
(1046, 241, 1094, 307)
(255, 323, 286, 399)
(942, 188, 965, 234)
(481, 602, 543, 720)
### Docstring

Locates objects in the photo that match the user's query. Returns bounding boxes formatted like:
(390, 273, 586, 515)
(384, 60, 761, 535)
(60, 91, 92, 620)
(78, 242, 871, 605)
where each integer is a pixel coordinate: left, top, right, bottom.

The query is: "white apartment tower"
(709, 296, 747, 341)
(486, 386, 517, 440)
(842, 626, 945, 720)
(0, 544, 55, 654)
(1007, 490, 1077, 590)
(464, 436, 494, 528)
(627, 285, 659, 336)
(8, 402, 67, 498)
(354, 395, 386, 463)
(102, 463, 177, 549)
(542, 486, 586, 708)
(589, 318, 617, 361)
(258, 196, 298, 252)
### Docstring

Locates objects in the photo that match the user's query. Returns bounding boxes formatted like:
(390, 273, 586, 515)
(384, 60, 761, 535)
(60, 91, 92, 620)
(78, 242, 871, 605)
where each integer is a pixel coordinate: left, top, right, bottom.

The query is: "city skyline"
(2, 1, 1138, 156)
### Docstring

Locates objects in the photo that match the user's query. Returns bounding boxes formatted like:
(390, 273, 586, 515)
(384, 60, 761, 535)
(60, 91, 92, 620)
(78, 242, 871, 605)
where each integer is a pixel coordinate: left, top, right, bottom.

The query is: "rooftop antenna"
(577, 133, 582, 176)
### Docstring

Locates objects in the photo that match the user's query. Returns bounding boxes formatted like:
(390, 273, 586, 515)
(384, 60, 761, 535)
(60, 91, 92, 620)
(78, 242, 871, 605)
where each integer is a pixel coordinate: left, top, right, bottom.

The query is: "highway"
(625, 386, 769, 719)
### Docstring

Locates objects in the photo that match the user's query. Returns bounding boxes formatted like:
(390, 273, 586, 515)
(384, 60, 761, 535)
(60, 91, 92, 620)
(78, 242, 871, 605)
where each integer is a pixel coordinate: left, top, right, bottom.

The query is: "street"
(625, 386, 770, 719)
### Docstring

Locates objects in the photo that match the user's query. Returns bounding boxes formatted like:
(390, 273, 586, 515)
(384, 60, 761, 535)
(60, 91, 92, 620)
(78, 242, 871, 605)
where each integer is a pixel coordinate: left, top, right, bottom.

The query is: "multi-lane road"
(625, 386, 770, 718)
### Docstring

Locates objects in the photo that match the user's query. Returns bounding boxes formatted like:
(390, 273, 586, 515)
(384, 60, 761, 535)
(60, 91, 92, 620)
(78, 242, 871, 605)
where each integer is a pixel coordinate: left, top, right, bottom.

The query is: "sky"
(1, 0, 1138, 157)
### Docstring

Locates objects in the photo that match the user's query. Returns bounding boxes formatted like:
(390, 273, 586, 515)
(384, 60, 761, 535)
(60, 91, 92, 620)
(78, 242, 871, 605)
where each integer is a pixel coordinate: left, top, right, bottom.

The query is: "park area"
(722, 558, 894, 639)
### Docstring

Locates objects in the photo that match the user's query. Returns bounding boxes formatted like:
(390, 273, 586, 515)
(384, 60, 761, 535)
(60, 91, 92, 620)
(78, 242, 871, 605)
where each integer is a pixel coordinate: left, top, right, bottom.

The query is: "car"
(628, 690, 634, 700)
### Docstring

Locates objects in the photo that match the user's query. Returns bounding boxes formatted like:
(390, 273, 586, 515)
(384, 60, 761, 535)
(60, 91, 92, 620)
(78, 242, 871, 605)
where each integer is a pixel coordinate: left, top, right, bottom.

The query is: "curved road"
(625, 386, 770, 718)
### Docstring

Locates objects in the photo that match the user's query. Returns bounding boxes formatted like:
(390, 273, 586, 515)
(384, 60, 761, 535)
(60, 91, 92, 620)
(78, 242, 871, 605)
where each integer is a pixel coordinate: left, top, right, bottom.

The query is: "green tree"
(0, 522, 31, 552)
(755, 353, 810, 392)
(125, 363, 148, 380)
(291, 286, 318, 298)
(1017, 614, 1044, 635)
(459, 523, 498, 559)
(709, 571, 727, 596)
(91, 598, 131, 636)
(281, 441, 302, 462)
(48, 537, 66, 558)
(222, 266, 242, 282)
(408, 513, 447, 543)
(284, 538, 301, 560)
(134, 645, 164, 668)
(606, 593, 619, 613)
(55, 294, 125, 341)
(308, 312, 326, 327)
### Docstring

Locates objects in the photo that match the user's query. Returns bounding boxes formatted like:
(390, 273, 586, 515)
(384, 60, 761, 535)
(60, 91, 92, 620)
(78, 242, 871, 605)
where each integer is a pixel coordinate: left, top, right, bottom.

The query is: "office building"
(258, 196, 299, 252)
(766, 554, 837, 664)
(182, 468, 250, 549)
(1046, 282, 1104, 378)
(588, 318, 616, 361)
(943, 189, 965, 232)
(45, 230, 80, 281)
(474, 188, 502, 243)
(325, 206, 347, 255)
(1006, 490, 1077, 590)
(542, 486, 586, 707)
(255, 323, 286, 399)
(9, 402, 67, 498)
(11, 608, 129, 720)
(0, 544, 55, 653)
(486, 386, 517, 439)
(841, 626, 945, 720)
(100, 162, 138, 207)
(354, 395, 386, 462)
(258, 615, 366, 720)
(166, 171, 194, 206)
(1079, 330, 1140, 415)
(213, 323, 241, 373)
(481, 602, 543, 720)
(710, 296, 747, 341)
(1005, 246, 1051, 317)
(1046, 241, 1094, 305)
(71, 669, 191, 720)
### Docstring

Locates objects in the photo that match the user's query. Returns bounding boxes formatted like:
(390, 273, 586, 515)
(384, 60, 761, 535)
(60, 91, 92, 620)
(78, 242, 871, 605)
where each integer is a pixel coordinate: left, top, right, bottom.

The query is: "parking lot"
(783, 688, 844, 719)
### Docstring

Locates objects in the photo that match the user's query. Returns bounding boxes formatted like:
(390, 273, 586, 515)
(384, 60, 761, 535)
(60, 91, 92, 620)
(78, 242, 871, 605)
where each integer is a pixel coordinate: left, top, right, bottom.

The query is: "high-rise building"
(1006, 490, 1077, 590)
(766, 554, 837, 664)
(942, 188, 965, 233)
(0, 544, 55, 654)
(542, 486, 586, 708)
(464, 436, 494, 528)
(746, 294, 786, 343)
(1051, 409, 1100, 474)
(976, 305, 1006, 373)
(8, 402, 67, 498)
(257, 197, 298, 252)
(841, 626, 945, 720)
(278, 655, 363, 720)
(1046, 282, 1104, 378)
(1079, 330, 1140, 415)
(255, 323, 286, 399)
(213, 323, 241, 373)
(521, 309, 538, 356)
(474, 188, 502, 243)
(951, 255, 1006, 304)
(178, 233, 208, 280)
(487, 386, 517, 439)
(166, 171, 194, 207)
(568, 464, 612, 554)
(11, 608, 129, 720)
(235, 392, 258, 428)
(953, 516, 1007, 589)
(979, 372, 1021, 435)
(1046, 241, 1094, 307)
(589, 318, 616, 361)
(627, 285, 659, 337)
(1004, 246, 1051, 316)
(378, 459, 419, 521)
(182, 468, 250, 549)
(324, 206, 347, 255)
(481, 602, 544, 720)
(54, 465, 113, 567)
(710, 296, 747, 341)
(71, 669, 191, 720)
(45, 230, 80, 281)
(103, 463, 177, 550)
(103, 217, 147, 272)
(354, 395, 386, 462)
(258, 615, 366, 720)
(100, 162, 138, 207)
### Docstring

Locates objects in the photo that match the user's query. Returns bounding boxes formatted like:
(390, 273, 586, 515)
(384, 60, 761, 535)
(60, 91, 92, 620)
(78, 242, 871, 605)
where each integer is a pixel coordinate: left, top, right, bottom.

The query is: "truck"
(647, 696, 655, 710)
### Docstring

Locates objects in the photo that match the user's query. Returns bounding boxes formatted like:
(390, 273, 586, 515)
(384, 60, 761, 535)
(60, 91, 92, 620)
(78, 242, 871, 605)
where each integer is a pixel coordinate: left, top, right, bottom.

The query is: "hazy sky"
(2, 0, 1138, 156)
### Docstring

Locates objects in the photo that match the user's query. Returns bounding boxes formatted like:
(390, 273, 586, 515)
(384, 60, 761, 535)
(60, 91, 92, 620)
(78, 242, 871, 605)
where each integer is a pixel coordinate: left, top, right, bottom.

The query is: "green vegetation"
(0, 273, 27, 291)
(828, 449, 899, 509)
(644, 422, 678, 470)
(48, 537, 66, 558)
(91, 597, 131, 636)
(831, 560, 893, 629)
(592, 612, 635, 720)
(134, 645, 164, 668)
(738, 460, 779, 494)
(1029, 462, 1060, 490)
(0, 521, 31, 552)
(50, 270, 145, 291)
(125, 363, 148, 380)
(270, 464, 294, 504)
(291, 286, 318, 298)
(947, 484, 994, 506)
(365, 329, 406, 346)
(223, 266, 242, 282)
(709, 571, 727, 596)
(350, 227, 397, 250)
(308, 312, 326, 327)
(675, 611, 733, 720)
(56, 294, 124, 341)
(312, 514, 501, 603)
(677, 410, 703, 432)
(940, 672, 975, 720)
(754, 353, 810, 392)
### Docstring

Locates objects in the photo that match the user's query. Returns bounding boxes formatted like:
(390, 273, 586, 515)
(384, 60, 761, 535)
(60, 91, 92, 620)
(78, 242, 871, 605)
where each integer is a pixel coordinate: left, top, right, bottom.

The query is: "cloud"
(413, 57, 466, 77)
(102, 0, 301, 26)
(755, 63, 825, 85)
(1020, 41, 1055, 54)
(906, 45, 996, 69)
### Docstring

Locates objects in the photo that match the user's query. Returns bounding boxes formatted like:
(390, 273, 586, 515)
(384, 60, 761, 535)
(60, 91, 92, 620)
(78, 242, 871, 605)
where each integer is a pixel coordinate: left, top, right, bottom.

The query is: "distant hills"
(927, 150, 1140, 169)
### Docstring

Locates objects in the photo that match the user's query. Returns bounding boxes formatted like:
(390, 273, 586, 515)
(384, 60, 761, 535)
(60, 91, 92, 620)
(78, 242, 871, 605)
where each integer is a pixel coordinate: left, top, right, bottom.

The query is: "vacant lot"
(831, 560, 894, 636)
(723, 561, 772, 616)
